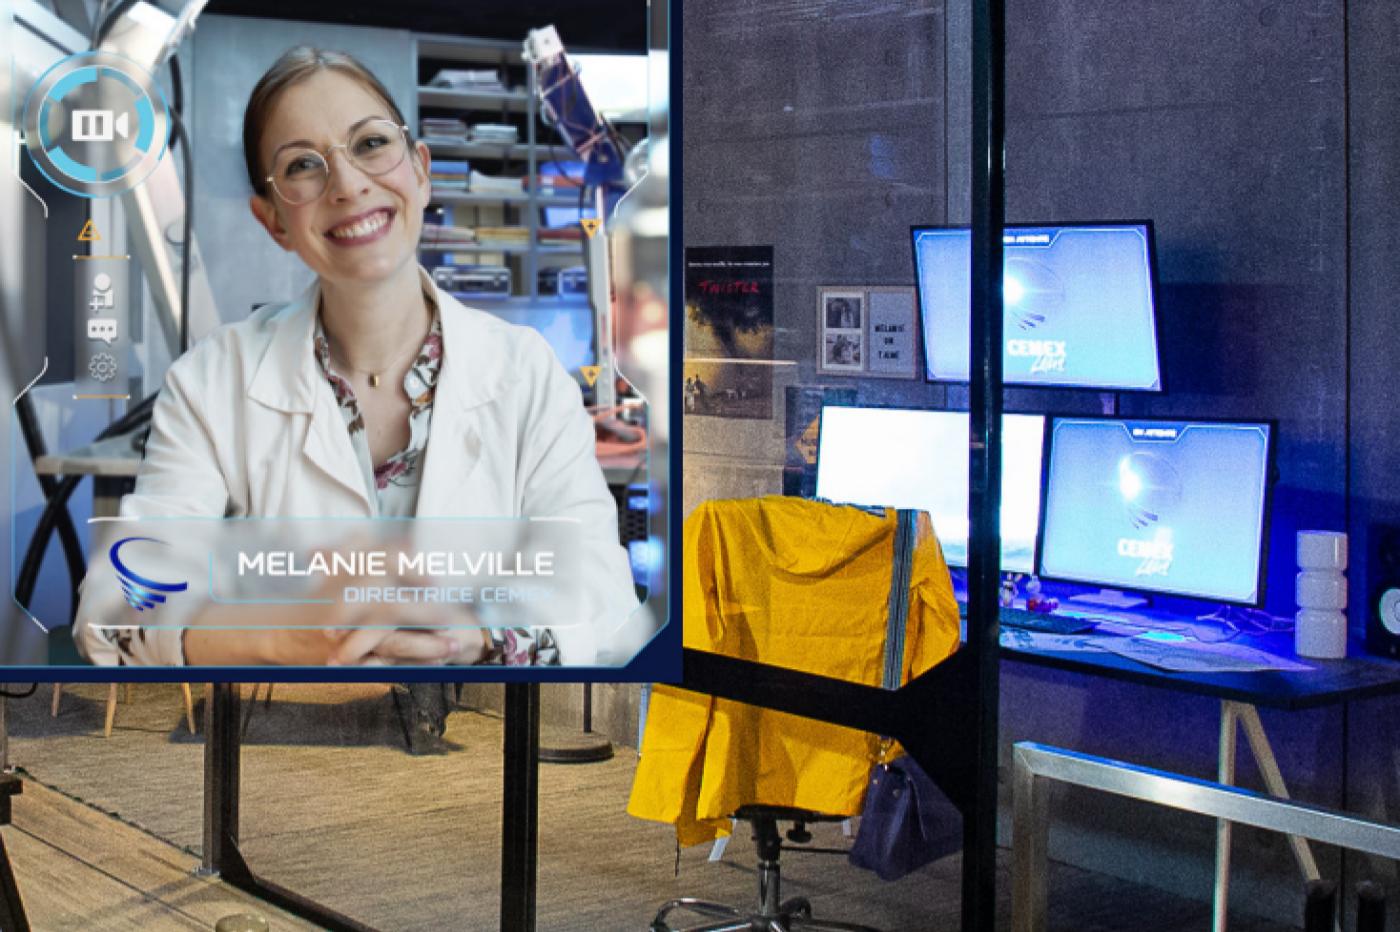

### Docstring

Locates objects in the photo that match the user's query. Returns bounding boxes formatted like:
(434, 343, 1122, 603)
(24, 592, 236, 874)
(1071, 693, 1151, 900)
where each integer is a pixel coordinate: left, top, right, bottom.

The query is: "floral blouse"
(311, 305, 559, 667)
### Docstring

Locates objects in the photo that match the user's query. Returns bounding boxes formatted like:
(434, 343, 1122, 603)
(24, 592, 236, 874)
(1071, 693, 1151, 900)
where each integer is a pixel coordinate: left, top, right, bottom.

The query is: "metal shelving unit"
(414, 32, 578, 302)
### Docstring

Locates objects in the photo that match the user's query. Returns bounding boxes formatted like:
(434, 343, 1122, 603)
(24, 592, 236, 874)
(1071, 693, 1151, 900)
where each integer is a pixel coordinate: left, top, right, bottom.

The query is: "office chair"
(639, 501, 957, 932)
(651, 805, 878, 932)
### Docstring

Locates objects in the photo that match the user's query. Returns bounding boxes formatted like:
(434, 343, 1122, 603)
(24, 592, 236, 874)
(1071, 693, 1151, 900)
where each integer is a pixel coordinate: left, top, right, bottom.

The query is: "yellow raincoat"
(628, 497, 961, 845)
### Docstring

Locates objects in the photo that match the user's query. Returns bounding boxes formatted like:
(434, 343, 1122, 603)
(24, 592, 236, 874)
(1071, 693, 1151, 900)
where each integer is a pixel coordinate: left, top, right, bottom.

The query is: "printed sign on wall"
(684, 245, 775, 419)
(816, 285, 918, 379)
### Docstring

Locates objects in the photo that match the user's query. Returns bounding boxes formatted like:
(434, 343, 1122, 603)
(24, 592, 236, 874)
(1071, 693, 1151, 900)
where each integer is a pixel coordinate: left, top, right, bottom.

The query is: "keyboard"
(959, 604, 1097, 636)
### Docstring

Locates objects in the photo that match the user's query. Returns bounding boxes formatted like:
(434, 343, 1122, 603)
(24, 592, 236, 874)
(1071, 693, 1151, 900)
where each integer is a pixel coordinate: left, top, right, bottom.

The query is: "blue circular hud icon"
(22, 51, 170, 198)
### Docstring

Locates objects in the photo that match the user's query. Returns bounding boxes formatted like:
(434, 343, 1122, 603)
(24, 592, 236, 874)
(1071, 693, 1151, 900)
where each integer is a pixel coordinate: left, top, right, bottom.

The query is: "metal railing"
(1011, 741, 1400, 932)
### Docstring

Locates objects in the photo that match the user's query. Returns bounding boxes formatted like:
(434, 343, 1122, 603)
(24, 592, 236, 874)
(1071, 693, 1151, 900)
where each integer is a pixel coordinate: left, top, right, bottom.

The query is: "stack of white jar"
(1295, 530, 1348, 659)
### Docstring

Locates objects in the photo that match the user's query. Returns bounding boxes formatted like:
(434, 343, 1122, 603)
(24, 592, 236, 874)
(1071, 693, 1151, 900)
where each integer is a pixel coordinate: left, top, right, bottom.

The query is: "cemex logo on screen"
(1117, 532, 1174, 577)
(110, 537, 188, 611)
(1115, 452, 1182, 578)
(1006, 338, 1066, 374)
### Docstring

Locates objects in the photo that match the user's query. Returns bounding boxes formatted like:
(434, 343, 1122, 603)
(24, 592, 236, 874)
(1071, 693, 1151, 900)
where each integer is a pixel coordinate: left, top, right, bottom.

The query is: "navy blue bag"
(848, 510, 963, 881)
(849, 752, 962, 881)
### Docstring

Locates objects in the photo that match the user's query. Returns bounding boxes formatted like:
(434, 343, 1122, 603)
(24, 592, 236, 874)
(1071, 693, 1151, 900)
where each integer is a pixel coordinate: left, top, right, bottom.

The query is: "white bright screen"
(815, 407, 1045, 572)
(570, 53, 649, 123)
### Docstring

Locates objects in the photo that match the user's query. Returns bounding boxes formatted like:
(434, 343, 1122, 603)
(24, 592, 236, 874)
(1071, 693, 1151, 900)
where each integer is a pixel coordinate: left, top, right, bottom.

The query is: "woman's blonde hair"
(243, 46, 410, 197)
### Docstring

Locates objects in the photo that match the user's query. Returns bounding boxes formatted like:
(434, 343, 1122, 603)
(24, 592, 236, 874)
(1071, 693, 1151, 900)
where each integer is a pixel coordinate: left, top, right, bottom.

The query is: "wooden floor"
(5, 781, 317, 930)
(2, 683, 1304, 931)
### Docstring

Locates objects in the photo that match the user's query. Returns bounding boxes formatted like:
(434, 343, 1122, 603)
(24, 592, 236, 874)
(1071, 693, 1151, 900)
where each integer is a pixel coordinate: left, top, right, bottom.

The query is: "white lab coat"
(74, 268, 638, 666)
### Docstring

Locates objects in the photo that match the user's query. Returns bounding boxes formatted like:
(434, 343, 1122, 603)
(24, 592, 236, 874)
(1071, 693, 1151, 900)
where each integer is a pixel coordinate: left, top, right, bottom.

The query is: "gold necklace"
(328, 333, 424, 389)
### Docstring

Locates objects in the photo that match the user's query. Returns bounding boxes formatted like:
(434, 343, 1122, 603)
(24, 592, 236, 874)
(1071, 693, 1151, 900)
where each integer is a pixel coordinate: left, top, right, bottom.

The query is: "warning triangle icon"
(78, 219, 101, 242)
(579, 218, 602, 238)
(580, 365, 602, 386)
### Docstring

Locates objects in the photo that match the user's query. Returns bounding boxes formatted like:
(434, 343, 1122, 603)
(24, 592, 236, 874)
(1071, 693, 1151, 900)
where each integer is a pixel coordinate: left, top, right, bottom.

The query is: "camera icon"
(72, 110, 132, 143)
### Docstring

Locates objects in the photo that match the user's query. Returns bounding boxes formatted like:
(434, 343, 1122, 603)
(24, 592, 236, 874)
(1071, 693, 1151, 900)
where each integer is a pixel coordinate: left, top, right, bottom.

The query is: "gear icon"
(89, 352, 118, 383)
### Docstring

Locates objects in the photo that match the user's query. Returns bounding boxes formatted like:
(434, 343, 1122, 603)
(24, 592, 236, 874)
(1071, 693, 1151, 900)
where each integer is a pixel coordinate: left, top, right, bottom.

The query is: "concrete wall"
(1343, 0, 1400, 920)
(681, 0, 951, 516)
(683, 0, 1398, 926)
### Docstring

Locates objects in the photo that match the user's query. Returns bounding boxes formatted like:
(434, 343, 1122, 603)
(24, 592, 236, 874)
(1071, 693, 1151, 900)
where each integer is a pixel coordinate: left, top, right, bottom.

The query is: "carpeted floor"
(4, 682, 1301, 931)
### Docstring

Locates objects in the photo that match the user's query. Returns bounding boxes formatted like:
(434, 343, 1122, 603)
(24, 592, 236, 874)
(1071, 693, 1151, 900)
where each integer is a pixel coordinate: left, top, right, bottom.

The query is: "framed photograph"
(822, 331, 864, 371)
(824, 293, 863, 330)
(817, 285, 918, 378)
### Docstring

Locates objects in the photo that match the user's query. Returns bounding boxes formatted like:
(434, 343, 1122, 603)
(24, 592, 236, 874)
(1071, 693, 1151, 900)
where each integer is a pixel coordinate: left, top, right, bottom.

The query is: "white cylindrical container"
(1295, 609, 1347, 659)
(1295, 530, 1348, 659)
(1296, 570, 1347, 610)
(1297, 530, 1348, 571)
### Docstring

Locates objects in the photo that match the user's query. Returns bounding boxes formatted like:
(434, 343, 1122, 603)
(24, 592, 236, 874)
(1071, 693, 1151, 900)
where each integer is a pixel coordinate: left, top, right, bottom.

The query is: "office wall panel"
(1346, 0, 1400, 925)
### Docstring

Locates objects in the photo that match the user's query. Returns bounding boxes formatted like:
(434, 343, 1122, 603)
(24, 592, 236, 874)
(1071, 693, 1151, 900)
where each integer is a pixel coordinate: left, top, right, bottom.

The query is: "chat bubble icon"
(88, 318, 118, 344)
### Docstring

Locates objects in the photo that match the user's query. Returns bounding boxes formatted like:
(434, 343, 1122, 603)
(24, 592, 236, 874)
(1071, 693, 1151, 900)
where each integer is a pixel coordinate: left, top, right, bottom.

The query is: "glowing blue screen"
(1039, 418, 1272, 604)
(814, 407, 1045, 573)
(914, 224, 1162, 390)
(479, 300, 596, 374)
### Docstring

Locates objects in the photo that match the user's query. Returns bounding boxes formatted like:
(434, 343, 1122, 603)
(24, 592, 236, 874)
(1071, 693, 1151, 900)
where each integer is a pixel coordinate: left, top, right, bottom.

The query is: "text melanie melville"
(238, 551, 556, 578)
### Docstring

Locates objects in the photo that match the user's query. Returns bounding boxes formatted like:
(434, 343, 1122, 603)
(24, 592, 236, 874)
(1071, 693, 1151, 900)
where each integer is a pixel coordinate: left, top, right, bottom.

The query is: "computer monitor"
(543, 204, 596, 229)
(1037, 417, 1274, 606)
(475, 299, 597, 376)
(912, 222, 1163, 391)
(814, 406, 1046, 573)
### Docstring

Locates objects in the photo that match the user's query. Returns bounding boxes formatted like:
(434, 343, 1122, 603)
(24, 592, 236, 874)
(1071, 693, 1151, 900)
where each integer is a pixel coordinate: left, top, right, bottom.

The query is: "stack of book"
(420, 117, 467, 145)
(539, 226, 584, 244)
(420, 224, 477, 245)
(430, 160, 471, 190)
(428, 69, 505, 93)
(468, 123, 520, 145)
(468, 170, 524, 194)
(474, 227, 530, 247)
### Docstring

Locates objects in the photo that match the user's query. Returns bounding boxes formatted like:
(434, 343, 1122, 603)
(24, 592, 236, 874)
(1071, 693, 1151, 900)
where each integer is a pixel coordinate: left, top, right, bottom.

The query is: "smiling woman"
(72, 47, 639, 671)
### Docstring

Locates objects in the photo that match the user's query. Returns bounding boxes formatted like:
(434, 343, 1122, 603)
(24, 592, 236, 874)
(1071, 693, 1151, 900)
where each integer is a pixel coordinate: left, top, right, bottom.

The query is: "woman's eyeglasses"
(266, 119, 411, 205)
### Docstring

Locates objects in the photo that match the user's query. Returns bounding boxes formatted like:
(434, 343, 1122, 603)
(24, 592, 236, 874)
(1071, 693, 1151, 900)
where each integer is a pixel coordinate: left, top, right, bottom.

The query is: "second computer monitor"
(1038, 417, 1273, 605)
(913, 222, 1163, 391)
(814, 406, 1046, 573)
(476, 299, 597, 375)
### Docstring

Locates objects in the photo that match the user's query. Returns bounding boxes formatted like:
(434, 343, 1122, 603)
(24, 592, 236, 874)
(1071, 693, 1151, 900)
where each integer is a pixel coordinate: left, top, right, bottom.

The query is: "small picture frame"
(817, 285, 918, 379)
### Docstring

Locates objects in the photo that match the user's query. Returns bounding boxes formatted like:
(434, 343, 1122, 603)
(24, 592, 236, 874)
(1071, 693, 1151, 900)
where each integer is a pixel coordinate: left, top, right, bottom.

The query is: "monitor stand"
(1068, 588, 1147, 611)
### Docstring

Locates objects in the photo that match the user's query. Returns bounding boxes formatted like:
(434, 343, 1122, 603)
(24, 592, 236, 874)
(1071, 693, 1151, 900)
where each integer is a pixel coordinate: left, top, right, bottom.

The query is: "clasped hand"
(182, 568, 489, 666)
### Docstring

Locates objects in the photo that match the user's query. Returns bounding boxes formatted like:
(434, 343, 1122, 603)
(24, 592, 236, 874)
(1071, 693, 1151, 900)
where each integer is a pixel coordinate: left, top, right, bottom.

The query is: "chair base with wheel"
(650, 805, 881, 932)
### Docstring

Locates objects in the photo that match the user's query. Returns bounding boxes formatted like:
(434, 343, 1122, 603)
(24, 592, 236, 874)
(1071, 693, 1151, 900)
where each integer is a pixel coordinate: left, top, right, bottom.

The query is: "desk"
(1001, 629, 1400, 931)
(31, 432, 141, 518)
